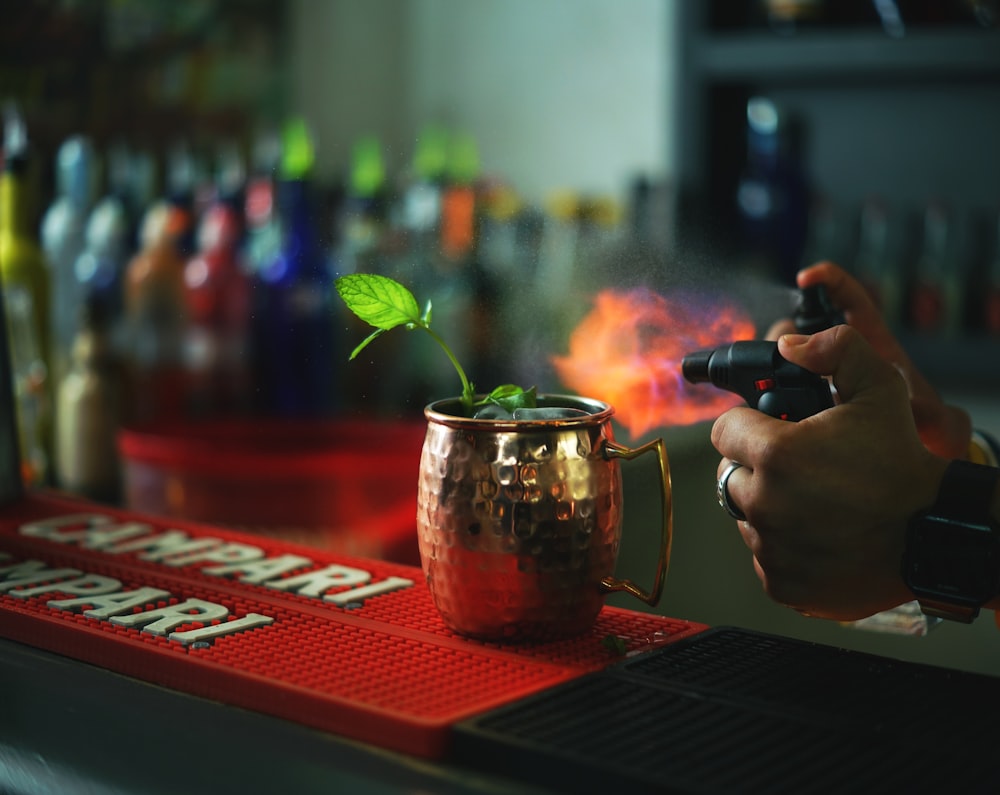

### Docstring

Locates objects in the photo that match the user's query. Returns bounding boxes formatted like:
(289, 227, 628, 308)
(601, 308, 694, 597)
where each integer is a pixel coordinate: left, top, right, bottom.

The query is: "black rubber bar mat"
(453, 626, 1000, 794)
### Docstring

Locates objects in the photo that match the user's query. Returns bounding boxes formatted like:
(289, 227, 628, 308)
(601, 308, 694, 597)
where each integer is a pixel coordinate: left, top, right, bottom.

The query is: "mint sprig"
(335, 273, 536, 416)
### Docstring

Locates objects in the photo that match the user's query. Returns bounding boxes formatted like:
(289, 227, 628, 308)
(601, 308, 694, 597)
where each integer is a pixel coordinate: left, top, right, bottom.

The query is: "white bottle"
(41, 136, 98, 382)
(55, 298, 122, 502)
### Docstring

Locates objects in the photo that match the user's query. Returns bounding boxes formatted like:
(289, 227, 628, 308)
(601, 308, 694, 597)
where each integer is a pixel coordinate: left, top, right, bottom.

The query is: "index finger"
(797, 262, 876, 321)
(796, 262, 899, 355)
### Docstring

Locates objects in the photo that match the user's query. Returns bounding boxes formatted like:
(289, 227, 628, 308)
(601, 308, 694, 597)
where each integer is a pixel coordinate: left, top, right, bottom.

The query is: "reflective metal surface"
(417, 395, 671, 641)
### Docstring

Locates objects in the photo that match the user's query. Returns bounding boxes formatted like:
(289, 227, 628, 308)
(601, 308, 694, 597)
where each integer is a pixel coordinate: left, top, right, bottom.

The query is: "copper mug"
(416, 394, 672, 641)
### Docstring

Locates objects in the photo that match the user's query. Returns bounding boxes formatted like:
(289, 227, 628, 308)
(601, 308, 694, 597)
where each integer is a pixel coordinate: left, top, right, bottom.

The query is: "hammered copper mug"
(416, 394, 672, 641)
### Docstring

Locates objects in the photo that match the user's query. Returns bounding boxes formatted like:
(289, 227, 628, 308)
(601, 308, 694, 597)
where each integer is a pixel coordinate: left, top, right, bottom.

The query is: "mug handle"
(599, 437, 672, 606)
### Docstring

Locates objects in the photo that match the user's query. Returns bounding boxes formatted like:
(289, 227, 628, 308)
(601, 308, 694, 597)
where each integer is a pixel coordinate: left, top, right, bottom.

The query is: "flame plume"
(551, 287, 756, 438)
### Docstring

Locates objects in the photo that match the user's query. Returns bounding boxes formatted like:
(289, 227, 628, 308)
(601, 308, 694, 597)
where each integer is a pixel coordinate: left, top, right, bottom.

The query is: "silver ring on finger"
(717, 461, 747, 521)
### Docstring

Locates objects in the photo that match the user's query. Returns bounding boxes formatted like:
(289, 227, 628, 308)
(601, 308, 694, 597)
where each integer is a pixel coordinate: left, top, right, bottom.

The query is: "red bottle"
(183, 203, 250, 415)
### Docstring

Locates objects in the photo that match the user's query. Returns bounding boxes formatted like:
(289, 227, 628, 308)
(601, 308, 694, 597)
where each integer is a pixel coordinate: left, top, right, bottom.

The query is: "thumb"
(777, 326, 903, 405)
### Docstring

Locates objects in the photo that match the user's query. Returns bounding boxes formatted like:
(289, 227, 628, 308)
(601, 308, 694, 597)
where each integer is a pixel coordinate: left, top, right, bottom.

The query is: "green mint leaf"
(337, 272, 535, 419)
(479, 384, 537, 413)
(335, 273, 422, 330)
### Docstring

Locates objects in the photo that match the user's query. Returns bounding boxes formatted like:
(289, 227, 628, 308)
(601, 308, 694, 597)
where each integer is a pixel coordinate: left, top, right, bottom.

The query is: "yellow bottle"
(0, 107, 52, 486)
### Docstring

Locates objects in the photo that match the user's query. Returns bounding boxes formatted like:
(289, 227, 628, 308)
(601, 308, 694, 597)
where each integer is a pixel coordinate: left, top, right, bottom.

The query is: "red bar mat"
(0, 492, 705, 759)
(455, 627, 1000, 793)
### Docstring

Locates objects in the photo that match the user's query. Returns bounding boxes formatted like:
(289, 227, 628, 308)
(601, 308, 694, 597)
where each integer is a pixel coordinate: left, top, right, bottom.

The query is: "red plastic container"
(118, 418, 427, 563)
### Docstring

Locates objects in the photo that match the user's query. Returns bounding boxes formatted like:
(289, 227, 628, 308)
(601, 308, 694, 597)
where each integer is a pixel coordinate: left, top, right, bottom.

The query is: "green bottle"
(0, 106, 52, 486)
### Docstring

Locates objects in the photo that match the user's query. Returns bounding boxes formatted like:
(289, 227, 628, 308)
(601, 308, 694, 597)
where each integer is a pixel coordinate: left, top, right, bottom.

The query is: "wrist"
(902, 458, 1000, 623)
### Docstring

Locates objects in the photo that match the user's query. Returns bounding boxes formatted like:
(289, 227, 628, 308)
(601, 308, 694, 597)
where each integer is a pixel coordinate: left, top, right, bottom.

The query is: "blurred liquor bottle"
(572, 194, 622, 291)
(337, 136, 387, 277)
(73, 196, 130, 341)
(205, 141, 247, 223)
(106, 141, 158, 255)
(41, 135, 98, 389)
(413, 131, 484, 399)
(734, 96, 810, 285)
(55, 295, 123, 503)
(627, 174, 675, 258)
(122, 200, 189, 425)
(182, 144, 249, 417)
(0, 276, 23, 501)
(165, 141, 202, 260)
(477, 180, 527, 281)
(0, 105, 51, 486)
(535, 192, 580, 306)
(4, 289, 48, 487)
(336, 132, 432, 413)
(243, 127, 282, 282)
(852, 196, 904, 331)
(799, 194, 841, 272)
(522, 191, 584, 391)
(401, 124, 448, 266)
(440, 132, 479, 264)
(443, 133, 509, 392)
(182, 201, 250, 417)
(908, 200, 963, 336)
(249, 118, 336, 416)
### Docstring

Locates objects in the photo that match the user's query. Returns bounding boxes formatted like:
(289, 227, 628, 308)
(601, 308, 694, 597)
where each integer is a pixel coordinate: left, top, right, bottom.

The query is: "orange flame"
(551, 287, 756, 438)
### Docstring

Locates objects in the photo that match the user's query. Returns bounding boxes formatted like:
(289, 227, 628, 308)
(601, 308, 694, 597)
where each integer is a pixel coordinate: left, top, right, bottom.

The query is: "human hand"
(766, 261, 971, 460)
(711, 325, 948, 620)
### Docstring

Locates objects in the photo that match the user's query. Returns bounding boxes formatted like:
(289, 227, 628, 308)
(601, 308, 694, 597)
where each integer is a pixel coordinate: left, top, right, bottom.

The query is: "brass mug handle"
(599, 437, 672, 606)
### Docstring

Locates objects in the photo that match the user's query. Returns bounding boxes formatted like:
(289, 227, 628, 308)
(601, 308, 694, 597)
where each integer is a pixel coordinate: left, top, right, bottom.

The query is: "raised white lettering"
(82, 521, 156, 550)
(19, 513, 114, 543)
(111, 599, 230, 635)
(0, 559, 82, 591)
(265, 564, 369, 597)
(203, 553, 313, 583)
(324, 576, 414, 605)
(169, 613, 275, 644)
(163, 542, 265, 568)
(48, 586, 173, 617)
(11, 574, 122, 599)
(104, 530, 219, 561)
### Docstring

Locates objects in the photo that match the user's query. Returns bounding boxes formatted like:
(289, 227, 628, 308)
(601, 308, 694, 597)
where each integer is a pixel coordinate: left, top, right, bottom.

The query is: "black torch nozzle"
(680, 349, 712, 385)
(681, 340, 834, 421)
(793, 283, 844, 334)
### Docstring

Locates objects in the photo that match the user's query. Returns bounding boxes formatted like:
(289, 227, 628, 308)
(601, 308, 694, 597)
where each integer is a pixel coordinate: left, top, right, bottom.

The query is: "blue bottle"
(74, 196, 129, 334)
(735, 96, 809, 285)
(249, 119, 336, 416)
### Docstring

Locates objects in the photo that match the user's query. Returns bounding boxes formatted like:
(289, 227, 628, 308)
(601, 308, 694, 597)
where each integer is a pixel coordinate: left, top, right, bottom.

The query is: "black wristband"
(933, 459, 999, 523)
(902, 459, 1000, 623)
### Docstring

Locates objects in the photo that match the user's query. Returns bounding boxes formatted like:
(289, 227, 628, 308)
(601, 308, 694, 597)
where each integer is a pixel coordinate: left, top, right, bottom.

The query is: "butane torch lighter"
(681, 340, 834, 421)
